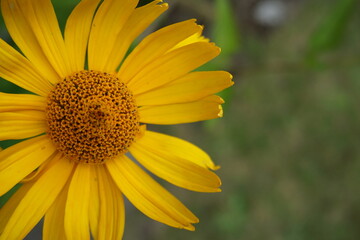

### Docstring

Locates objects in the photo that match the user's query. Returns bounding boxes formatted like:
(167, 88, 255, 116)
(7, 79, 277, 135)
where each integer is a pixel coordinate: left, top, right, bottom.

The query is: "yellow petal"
(43, 180, 69, 240)
(0, 111, 47, 140)
(106, 155, 198, 230)
(0, 153, 74, 240)
(0, 39, 53, 96)
(64, 164, 91, 240)
(87, 0, 138, 71)
(130, 141, 221, 192)
(171, 31, 210, 51)
(23, 0, 73, 77)
(88, 167, 100, 239)
(118, 19, 203, 83)
(135, 71, 233, 106)
(127, 42, 220, 95)
(64, 0, 101, 71)
(0, 93, 46, 112)
(0, 110, 45, 121)
(139, 95, 223, 124)
(1, 0, 64, 82)
(95, 166, 125, 240)
(104, 0, 168, 72)
(0, 183, 32, 235)
(0, 135, 56, 196)
(134, 130, 219, 170)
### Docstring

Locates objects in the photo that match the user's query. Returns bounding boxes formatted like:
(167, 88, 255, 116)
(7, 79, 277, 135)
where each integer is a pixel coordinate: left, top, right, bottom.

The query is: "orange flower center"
(46, 70, 139, 164)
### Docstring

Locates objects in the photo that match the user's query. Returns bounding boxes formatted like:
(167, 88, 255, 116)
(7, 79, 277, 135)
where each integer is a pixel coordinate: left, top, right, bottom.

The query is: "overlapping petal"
(0, 93, 46, 112)
(1, 0, 69, 82)
(43, 181, 69, 240)
(0, 153, 73, 240)
(94, 166, 125, 240)
(118, 19, 203, 83)
(0, 183, 32, 235)
(133, 130, 219, 170)
(64, 0, 102, 71)
(64, 164, 91, 240)
(87, 0, 138, 71)
(88, 167, 100, 239)
(0, 111, 46, 140)
(126, 42, 220, 95)
(135, 71, 233, 105)
(107, 155, 199, 230)
(104, 0, 168, 72)
(0, 39, 53, 96)
(0, 135, 57, 196)
(139, 95, 223, 124)
(130, 138, 221, 192)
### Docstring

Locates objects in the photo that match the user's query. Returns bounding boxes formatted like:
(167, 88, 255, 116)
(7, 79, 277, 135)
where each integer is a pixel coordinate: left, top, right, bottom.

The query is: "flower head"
(0, 0, 233, 239)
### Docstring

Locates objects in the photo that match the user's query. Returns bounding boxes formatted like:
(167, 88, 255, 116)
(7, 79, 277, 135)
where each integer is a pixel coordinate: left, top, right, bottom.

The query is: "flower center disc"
(46, 70, 140, 164)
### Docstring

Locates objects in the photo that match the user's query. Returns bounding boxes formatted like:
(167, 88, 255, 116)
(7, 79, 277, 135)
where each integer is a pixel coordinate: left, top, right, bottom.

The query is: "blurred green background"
(1, 0, 360, 239)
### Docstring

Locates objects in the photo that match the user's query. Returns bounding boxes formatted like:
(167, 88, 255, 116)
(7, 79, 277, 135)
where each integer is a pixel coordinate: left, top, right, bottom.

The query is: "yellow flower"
(0, 0, 233, 239)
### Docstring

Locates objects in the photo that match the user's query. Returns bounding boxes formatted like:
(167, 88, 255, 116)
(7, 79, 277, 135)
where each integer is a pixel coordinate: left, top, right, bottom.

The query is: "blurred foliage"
(306, 0, 357, 62)
(0, 0, 360, 239)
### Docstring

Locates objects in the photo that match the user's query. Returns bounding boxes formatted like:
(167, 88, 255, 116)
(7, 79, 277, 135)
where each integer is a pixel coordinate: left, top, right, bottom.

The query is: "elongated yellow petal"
(23, 0, 72, 77)
(88, 167, 100, 239)
(1, 0, 63, 83)
(171, 31, 210, 51)
(43, 180, 69, 240)
(0, 111, 46, 140)
(139, 95, 223, 124)
(0, 153, 73, 240)
(135, 71, 233, 106)
(118, 19, 203, 83)
(0, 111, 45, 121)
(130, 142, 221, 192)
(88, 0, 138, 71)
(104, 0, 168, 72)
(134, 130, 219, 170)
(0, 93, 46, 112)
(107, 155, 198, 230)
(95, 166, 125, 240)
(0, 121, 45, 141)
(65, 0, 101, 71)
(0, 39, 53, 96)
(0, 183, 32, 234)
(127, 42, 220, 95)
(0, 135, 56, 196)
(64, 164, 91, 240)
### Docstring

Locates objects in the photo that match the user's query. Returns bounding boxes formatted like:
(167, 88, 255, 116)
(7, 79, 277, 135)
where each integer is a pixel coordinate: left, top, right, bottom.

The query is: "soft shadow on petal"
(132, 130, 219, 170)
(139, 95, 223, 124)
(87, 0, 138, 71)
(105, 0, 168, 72)
(107, 155, 198, 231)
(130, 140, 221, 192)
(65, 0, 102, 72)
(0, 135, 57, 196)
(135, 71, 233, 106)
(0, 39, 53, 96)
(0, 111, 47, 141)
(64, 164, 91, 240)
(127, 42, 220, 95)
(0, 153, 73, 240)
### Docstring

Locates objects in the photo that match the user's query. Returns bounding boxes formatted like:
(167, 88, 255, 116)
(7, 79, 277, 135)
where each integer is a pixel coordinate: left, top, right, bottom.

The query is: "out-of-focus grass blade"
(213, 0, 240, 60)
(307, 0, 357, 62)
(205, 0, 240, 129)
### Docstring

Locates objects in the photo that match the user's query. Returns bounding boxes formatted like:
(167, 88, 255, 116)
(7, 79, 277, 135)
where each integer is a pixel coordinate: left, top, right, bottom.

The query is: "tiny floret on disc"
(46, 70, 139, 164)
